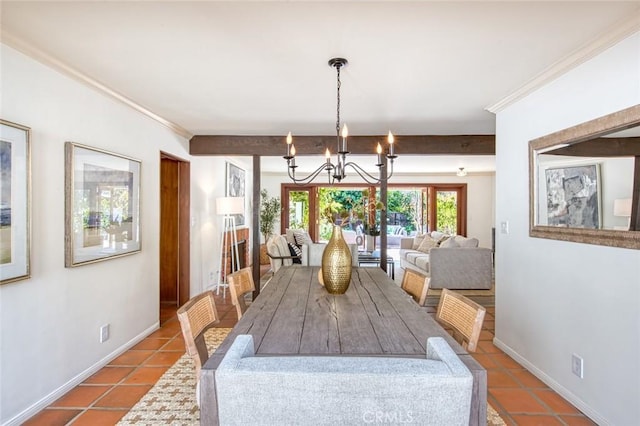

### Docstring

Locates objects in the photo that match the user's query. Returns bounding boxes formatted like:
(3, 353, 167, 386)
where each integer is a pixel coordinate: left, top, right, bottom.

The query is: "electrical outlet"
(100, 324, 110, 343)
(571, 353, 584, 378)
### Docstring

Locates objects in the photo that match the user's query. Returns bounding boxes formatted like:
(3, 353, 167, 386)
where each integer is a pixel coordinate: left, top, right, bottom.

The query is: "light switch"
(500, 221, 509, 234)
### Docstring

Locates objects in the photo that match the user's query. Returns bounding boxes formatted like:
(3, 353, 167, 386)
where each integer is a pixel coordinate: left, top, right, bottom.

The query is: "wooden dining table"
(200, 266, 487, 426)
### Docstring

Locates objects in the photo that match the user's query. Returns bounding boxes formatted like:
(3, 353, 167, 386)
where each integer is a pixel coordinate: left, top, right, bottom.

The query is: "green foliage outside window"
(385, 191, 417, 233)
(317, 188, 422, 239)
(288, 191, 309, 230)
(436, 191, 457, 235)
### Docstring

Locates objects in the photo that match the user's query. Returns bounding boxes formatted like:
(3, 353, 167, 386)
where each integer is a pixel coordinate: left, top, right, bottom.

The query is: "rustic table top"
(200, 266, 486, 425)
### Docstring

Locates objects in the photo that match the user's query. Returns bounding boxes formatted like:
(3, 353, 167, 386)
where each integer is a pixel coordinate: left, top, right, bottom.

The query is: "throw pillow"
(436, 235, 450, 246)
(288, 243, 302, 264)
(284, 228, 297, 246)
(431, 231, 446, 241)
(412, 234, 427, 250)
(455, 236, 479, 248)
(293, 229, 313, 247)
(275, 236, 294, 266)
(416, 235, 437, 253)
(440, 237, 459, 248)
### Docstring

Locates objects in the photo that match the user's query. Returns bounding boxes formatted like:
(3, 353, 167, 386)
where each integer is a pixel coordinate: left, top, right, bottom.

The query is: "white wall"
(0, 45, 246, 424)
(495, 32, 640, 425)
(190, 156, 253, 294)
(261, 172, 495, 248)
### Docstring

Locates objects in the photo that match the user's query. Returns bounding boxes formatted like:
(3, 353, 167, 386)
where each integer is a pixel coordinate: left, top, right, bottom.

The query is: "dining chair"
(227, 267, 255, 320)
(435, 288, 486, 353)
(176, 290, 220, 382)
(400, 269, 430, 306)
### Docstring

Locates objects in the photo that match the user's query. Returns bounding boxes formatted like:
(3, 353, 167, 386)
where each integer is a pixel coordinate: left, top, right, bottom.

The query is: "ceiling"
(2, 1, 639, 173)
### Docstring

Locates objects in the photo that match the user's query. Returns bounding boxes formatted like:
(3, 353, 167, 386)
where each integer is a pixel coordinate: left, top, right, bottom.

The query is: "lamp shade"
(216, 197, 244, 215)
(613, 198, 632, 217)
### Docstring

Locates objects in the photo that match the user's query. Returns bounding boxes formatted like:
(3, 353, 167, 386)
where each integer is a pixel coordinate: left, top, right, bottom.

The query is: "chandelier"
(283, 57, 397, 184)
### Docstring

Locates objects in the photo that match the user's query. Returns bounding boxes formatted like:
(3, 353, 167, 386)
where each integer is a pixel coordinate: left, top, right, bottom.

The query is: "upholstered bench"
(214, 335, 473, 425)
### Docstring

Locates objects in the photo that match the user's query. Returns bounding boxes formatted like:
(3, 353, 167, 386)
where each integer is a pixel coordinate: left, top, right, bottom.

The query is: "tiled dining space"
(24, 269, 596, 426)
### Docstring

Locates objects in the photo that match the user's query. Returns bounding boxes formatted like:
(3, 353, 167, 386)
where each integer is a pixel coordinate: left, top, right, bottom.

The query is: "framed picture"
(0, 120, 31, 285)
(545, 164, 601, 229)
(225, 161, 245, 226)
(65, 142, 141, 267)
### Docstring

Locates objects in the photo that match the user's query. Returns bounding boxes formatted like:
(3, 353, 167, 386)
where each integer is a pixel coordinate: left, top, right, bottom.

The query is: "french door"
(281, 185, 318, 241)
(281, 183, 467, 241)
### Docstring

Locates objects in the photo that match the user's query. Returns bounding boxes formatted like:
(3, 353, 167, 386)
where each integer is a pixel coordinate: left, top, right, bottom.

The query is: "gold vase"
(322, 225, 352, 294)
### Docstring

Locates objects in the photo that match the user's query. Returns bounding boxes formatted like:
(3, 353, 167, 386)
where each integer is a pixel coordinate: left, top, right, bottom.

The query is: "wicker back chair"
(400, 269, 430, 306)
(227, 267, 255, 320)
(176, 290, 220, 378)
(436, 288, 486, 352)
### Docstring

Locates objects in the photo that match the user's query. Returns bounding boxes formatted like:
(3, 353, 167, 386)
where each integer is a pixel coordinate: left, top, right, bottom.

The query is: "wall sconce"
(613, 198, 632, 230)
(456, 167, 467, 177)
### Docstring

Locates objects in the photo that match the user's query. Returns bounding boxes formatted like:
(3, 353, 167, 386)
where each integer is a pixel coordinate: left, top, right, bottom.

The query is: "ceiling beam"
(189, 135, 495, 156)
(549, 137, 640, 157)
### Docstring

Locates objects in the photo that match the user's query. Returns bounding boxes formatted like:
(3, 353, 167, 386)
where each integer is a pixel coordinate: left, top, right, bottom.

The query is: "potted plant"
(259, 189, 280, 264)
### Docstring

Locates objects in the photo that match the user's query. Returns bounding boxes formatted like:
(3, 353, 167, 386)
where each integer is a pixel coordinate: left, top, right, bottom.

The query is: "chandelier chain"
(336, 64, 341, 140)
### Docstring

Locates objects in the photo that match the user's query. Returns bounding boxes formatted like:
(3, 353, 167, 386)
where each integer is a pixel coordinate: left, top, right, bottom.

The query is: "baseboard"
(2, 322, 159, 426)
(493, 337, 609, 426)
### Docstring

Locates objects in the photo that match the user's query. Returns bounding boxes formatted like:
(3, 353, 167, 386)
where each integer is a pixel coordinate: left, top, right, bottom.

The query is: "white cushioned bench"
(214, 335, 473, 425)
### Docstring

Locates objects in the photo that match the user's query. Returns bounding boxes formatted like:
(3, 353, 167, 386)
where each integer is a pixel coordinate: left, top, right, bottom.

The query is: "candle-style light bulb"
(325, 148, 331, 165)
(341, 124, 348, 152)
(290, 144, 296, 168)
(388, 131, 395, 156)
(376, 142, 383, 165)
(286, 131, 292, 156)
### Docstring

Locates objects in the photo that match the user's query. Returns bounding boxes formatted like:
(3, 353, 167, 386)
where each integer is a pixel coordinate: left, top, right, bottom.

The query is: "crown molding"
(1, 31, 193, 140)
(486, 13, 640, 114)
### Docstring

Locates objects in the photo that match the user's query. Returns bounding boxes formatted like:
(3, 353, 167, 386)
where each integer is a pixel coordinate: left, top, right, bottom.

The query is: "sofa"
(266, 232, 358, 274)
(400, 232, 492, 290)
(215, 334, 473, 425)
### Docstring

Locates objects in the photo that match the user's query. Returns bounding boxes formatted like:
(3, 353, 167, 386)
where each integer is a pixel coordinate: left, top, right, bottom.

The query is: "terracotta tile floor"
(25, 270, 597, 425)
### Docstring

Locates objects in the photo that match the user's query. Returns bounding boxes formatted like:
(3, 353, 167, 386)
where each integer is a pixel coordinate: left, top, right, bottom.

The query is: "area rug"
(119, 328, 505, 425)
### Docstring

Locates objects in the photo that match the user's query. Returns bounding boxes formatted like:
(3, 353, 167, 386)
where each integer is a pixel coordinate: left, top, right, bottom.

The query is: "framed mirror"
(529, 104, 640, 249)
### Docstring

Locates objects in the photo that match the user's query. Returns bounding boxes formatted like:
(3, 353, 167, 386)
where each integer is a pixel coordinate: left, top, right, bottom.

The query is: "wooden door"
(160, 154, 190, 307)
(160, 158, 179, 304)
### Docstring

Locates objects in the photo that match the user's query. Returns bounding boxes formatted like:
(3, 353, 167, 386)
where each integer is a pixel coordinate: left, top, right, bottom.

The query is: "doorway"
(281, 183, 468, 244)
(159, 153, 190, 313)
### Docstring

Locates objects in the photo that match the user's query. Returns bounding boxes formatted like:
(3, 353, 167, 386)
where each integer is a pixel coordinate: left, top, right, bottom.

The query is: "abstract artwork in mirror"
(65, 142, 141, 267)
(529, 104, 640, 249)
(0, 120, 30, 284)
(544, 164, 600, 229)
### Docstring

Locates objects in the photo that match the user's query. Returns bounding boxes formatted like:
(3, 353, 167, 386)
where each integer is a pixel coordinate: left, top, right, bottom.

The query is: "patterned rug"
(118, 328, 232, 425)
(119, 328, 505, 425)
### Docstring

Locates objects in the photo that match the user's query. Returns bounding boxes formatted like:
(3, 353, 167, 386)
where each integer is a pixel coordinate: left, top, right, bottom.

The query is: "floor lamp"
(216, 197, 244, 297)
(613, 198, 632, 231)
